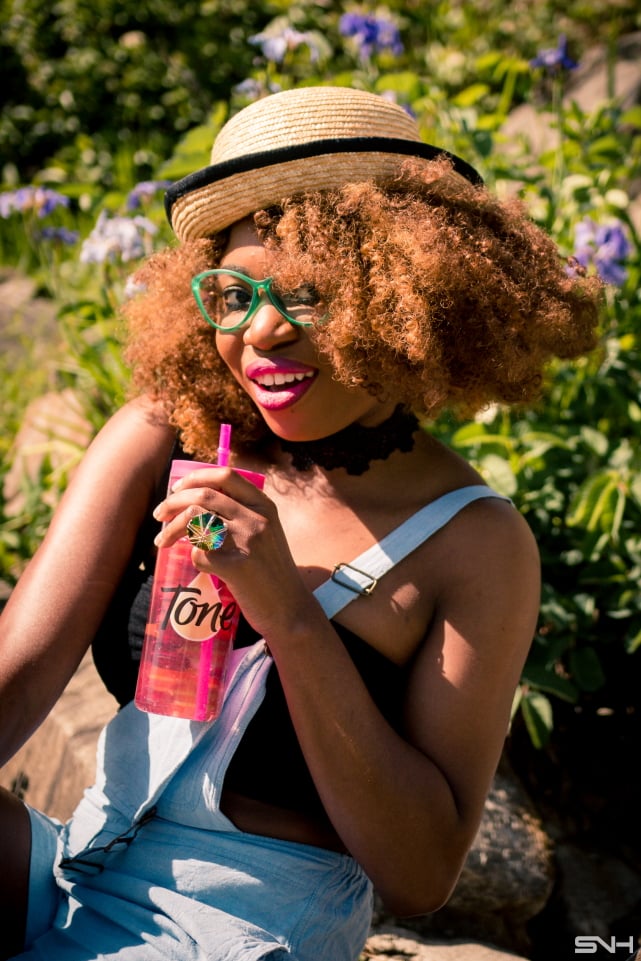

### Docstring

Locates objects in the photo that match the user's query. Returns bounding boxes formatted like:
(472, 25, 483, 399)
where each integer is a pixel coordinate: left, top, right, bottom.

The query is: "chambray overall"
(19, 486, 507, 961)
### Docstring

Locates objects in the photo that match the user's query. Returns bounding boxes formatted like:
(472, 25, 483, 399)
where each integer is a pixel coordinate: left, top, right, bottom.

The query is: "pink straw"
(217, 423, 232, 467)
(194, 423, 233, 721)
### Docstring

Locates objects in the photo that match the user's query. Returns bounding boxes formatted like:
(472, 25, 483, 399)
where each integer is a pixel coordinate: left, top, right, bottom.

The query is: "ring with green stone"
(186, 511, 228, 551)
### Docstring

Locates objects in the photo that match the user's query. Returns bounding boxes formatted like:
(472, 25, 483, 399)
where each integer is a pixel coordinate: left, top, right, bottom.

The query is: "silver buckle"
(330, 563, 378, 596)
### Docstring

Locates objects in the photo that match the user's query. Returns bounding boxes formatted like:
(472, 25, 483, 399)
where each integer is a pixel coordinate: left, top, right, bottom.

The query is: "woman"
(0, 86, 600, 959)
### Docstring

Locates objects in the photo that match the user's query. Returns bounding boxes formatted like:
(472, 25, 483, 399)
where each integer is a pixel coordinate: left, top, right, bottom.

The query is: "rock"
(0, 652, 116, 821)
(554, 842, 641, 942)
(0, 270, 38, 315)
(566, 32, 641, 114)
(0, 269, 58, 356)
(447, 756, 554, 920)
(0, 270, 91, 518)
(3, 387, 94, 515)
(362, 926, 530, 960)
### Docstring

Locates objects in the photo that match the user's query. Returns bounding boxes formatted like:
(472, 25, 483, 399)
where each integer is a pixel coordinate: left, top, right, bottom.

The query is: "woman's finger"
(171, 466, 265, 502)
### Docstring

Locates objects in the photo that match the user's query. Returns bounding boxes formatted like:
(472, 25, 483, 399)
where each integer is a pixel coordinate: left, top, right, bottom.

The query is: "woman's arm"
(155, 476, 539, 915)
(268, 501, 539, 915)
(0, 397, 175, 765)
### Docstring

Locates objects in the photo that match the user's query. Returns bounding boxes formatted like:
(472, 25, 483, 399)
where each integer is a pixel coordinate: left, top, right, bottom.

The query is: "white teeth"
(253, 371, 314, 388)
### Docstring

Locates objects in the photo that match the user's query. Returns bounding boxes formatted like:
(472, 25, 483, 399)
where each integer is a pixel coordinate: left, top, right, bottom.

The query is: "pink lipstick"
(245, 360, 318, 411)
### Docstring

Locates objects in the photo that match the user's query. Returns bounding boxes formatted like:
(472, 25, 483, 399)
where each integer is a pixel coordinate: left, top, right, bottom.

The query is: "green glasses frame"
(191, 268, 318, 331)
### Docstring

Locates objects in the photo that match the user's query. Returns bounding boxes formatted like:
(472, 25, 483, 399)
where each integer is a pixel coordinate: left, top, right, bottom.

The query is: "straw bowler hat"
(165, 86, 482, 242)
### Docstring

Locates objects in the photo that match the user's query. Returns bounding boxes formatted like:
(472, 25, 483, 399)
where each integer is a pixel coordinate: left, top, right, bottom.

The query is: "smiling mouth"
(250, 370, 316, 391)
(247, 367, 318, 411)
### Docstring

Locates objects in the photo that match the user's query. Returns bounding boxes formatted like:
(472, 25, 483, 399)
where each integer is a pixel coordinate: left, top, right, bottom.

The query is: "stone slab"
(363, 927, 530, 960)
(0, 652, 116, 820)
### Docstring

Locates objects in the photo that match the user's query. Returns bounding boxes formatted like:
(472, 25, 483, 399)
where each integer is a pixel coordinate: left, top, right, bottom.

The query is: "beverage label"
(161, 571, 238, 642)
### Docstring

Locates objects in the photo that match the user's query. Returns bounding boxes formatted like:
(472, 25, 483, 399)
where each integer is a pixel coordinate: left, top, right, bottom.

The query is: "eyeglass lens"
(193, 270, 320, 330)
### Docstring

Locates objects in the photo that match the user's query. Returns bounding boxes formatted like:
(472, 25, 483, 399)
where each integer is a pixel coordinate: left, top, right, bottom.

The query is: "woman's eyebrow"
(218, 264, 261, 278)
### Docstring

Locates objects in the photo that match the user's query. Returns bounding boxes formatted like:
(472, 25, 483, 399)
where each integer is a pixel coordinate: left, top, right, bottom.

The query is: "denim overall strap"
(313, 485, 511, 619)
(62, 639, 273, 864)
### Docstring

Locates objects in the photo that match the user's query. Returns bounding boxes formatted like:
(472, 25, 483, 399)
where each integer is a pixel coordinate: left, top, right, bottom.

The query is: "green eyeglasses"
(191, 268, 324, 331)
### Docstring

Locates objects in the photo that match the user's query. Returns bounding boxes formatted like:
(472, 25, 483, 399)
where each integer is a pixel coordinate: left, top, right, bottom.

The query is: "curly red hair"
(123, 158, 601, 460)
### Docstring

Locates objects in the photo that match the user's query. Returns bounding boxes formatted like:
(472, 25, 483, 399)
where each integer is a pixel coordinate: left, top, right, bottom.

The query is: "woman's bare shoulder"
(78, 396, 176, 483)
(98, 395, 175, 444)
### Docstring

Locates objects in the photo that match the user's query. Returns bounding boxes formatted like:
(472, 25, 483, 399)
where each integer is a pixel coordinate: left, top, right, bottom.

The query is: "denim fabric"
(24, 807, 64, 944)
(20, 641, 372, 960)
(24, 818, 371, 960)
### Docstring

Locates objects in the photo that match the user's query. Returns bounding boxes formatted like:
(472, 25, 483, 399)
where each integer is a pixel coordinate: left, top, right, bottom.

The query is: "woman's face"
(213, 218, 397, 442)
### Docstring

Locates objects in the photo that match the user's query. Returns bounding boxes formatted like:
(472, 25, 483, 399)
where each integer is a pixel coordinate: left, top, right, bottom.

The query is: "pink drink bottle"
(135, 444, 264, 721)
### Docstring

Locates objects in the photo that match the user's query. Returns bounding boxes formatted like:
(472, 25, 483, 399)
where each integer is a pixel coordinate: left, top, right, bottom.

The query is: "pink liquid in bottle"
(135, 451, 264, 721)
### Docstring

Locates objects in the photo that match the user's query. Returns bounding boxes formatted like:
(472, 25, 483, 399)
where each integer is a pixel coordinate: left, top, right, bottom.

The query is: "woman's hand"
(152, 468, 319, 641)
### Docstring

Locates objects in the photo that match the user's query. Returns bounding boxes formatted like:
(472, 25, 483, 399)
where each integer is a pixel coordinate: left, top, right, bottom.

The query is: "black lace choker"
(278, 405, 419, 475)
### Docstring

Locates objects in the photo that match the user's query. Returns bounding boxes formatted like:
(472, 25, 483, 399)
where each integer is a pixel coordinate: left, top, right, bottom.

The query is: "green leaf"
(568, 647, 606, 692)
(451, 423, 510, 449)
(520, 691, 553, 748)
(374, 72, 423, 100)
(451, 422, 487, 443)
(625, 625, 641, 654)
(567, 473, 616, 531)
(520, 430, 573, 449)
(608, 486, 626, 543)
(630, 473, 641, 507)
(521, 664, 578, 702)
(627, 401, 641, 424)
(478, 454, 517, 496)
(518, 439, 567, 467)
(453, 84, 490, 108)
(158, 102, 228, 179)
(580, 426, 609, 456)
(620, 105, 641, 128)
(587, 134, 626, 159)
(573, 593, 595, 618)
(510, 685, 523, 724)
(475, 51, 504, 73)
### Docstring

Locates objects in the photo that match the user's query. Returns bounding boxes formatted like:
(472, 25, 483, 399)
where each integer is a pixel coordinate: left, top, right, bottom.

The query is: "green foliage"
(1, 0, 641, 749)
(0, 309, 62, 582)
(0, 0, 274, 181)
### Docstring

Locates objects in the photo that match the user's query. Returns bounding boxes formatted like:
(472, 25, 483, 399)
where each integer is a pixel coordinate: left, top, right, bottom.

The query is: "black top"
(91, 455, 407, 818)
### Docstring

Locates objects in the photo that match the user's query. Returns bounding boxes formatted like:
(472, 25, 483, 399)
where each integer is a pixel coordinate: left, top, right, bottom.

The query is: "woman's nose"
(241, 299, 300, 349)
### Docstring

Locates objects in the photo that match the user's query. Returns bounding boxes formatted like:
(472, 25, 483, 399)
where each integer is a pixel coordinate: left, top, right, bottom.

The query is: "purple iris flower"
(249, 26, 323, 64)
(0, 186, 70, 218)
(530, 35, 578, 73)
(0, 193, 14, 218)
(339, 12, 403, 59)
(126, 180, 172, 211)
(80, 210, 158, 264)
(37, 226, 79, 245)
(233, 78, 264, 101)
(573, 217, 631, 286)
